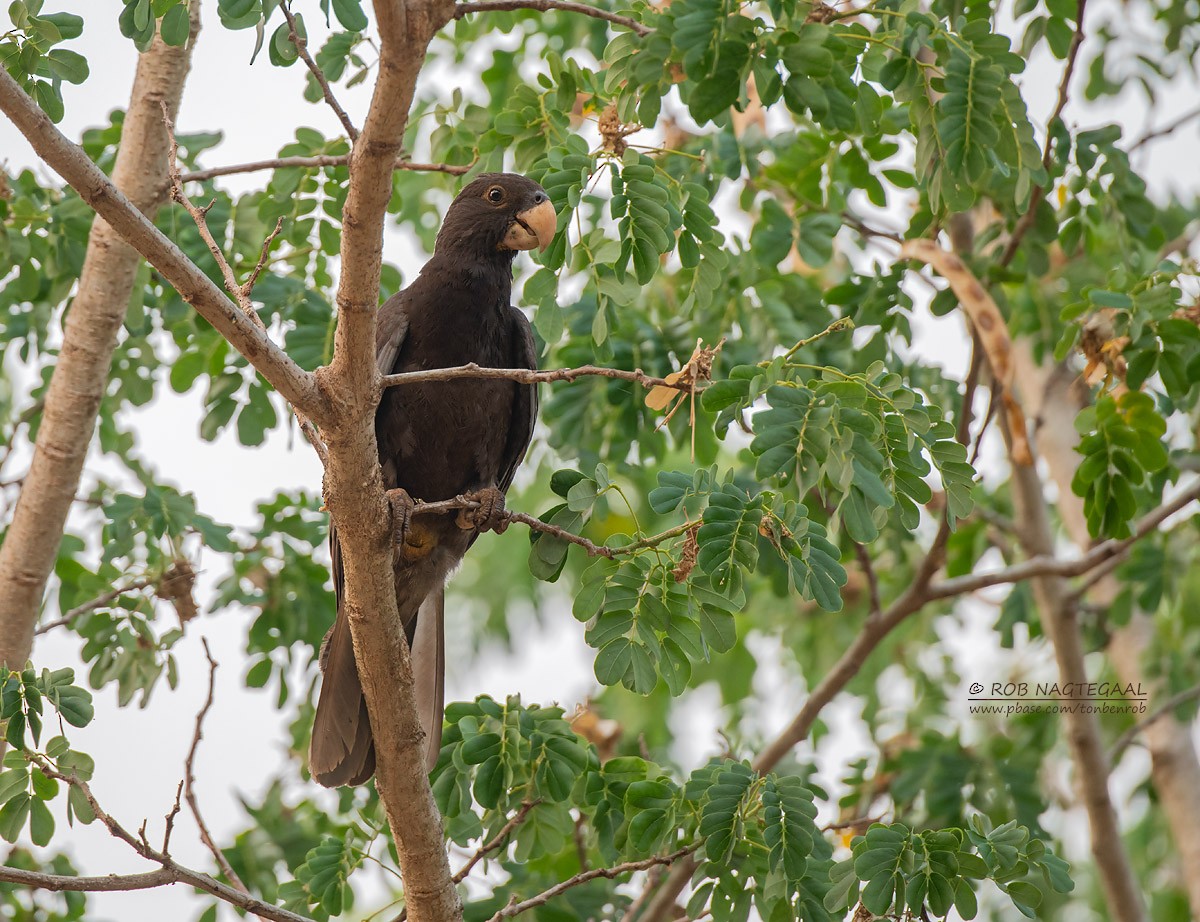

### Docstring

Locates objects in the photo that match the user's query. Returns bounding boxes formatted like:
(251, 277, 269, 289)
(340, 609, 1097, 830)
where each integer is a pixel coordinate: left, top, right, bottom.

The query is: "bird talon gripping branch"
(386, 487, 417, 548)
(456, 486, 508, 533)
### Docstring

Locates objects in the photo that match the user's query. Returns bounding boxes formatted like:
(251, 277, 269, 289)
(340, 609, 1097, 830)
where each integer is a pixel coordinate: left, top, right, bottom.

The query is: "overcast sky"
(2, 1, 1199, 919)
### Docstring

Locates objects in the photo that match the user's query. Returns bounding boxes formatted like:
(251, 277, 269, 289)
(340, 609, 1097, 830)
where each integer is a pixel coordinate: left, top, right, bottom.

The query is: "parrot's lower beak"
(501, 199, 557, 253)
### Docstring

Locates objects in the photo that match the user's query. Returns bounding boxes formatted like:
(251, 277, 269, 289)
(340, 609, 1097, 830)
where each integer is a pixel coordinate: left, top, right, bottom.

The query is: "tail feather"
(310, 610, 376, 787)
(310, 588, 446, 787)
(412, 589, 446, 771)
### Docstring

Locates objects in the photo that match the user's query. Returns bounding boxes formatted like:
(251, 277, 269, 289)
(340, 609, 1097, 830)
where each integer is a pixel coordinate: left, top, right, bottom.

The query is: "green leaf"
(32, 79, 64, 122)
(696, 485, 761, 596)
(28, 795, 53, 846)
(594, 636, 634, 687)
(43, 48, 88, 83)
(331, 0, 368, 31)
(0, 791, 30, 842)
(159, 3, 190, 45)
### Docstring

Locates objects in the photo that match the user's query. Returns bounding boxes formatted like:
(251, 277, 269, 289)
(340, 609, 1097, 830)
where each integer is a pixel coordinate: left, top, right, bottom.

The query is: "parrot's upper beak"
(501, 199, 557, 253)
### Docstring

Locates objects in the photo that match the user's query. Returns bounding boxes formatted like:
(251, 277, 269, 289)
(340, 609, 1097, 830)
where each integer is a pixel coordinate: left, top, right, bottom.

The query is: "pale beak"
(500, 199, 557, 253)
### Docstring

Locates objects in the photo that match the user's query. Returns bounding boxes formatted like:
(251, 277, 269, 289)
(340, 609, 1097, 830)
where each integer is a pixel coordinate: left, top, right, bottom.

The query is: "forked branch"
(2, 753, 315, 922)
(281, 2, 359, 141)
(0, 67, 323, 420)
(162, 104, 328, 465)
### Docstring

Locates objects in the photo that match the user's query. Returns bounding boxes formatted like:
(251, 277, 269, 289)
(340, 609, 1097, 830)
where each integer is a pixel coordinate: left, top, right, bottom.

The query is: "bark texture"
(0, 4, 201, 670)
(1004, 454, 1147, 922)
(312, 1, 462, 917)
(1015, 345, 1200, 917)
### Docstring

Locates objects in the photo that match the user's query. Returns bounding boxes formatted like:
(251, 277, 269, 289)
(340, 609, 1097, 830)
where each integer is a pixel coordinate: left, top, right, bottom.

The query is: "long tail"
(310, 588, 446, 787)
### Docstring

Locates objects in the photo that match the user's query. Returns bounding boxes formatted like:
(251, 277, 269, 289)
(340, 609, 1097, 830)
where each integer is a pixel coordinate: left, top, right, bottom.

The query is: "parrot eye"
(486, 186, 505, 204)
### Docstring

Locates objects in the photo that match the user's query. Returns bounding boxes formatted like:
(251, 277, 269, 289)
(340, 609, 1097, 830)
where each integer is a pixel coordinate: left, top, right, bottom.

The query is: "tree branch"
(0, 68, 324, 423)
(453, 0, 651, 35)
(455, 800, 540, 883)
(919, 479, 1200, 603)
(184, 640, 255, 898)
(34, 578, 154, 636)
(0, 866, 179, 893)
(312, 1, 462, 920)
(163, 110, 328, 465)
(281, 1, 359, 141)
(1003, 432, 1146, 922)
(179, 155, 473, 183)
(381, 362, 695, 391)
(487, 845, 700, 921)
(998, 0, 1088, 267)
(1129, 104, 1200, 152)
(1110, 683, 1200, 762)
(17, 754, 315, 922)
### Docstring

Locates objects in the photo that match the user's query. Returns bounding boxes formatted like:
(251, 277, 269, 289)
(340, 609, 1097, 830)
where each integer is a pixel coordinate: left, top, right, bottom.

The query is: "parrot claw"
(386, 488, 417, 548)
(457, 487, 508, 534)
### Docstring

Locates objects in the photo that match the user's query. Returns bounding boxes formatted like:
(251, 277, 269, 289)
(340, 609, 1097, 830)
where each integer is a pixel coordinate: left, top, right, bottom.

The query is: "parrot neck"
(424, 251, 515, 308)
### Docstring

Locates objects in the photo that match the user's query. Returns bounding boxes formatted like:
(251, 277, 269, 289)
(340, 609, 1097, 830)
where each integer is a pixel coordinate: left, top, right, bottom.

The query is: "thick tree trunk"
(1014, 345, 1200, 917)
(0, 3, 201, 670)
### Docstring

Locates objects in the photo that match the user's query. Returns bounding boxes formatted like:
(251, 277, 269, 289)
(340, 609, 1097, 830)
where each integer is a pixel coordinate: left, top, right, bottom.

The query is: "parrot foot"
(386, 488, 417, 548)
(457, 487, 509, 534)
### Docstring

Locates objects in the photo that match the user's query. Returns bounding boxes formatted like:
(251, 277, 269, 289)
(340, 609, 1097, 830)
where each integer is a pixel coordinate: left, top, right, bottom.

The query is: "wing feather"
(498, 307, 538, 493)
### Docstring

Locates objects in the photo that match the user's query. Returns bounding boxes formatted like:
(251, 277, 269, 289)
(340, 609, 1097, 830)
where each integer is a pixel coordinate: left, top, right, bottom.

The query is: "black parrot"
(310, 173, 556, 787)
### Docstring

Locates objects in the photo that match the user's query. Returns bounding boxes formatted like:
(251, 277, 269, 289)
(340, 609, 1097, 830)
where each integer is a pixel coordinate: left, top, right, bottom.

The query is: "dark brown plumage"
(310, 173, 555, 787)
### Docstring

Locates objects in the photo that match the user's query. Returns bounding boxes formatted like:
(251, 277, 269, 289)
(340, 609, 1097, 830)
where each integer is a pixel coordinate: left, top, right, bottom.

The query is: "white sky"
(2, 1, 1199, 920)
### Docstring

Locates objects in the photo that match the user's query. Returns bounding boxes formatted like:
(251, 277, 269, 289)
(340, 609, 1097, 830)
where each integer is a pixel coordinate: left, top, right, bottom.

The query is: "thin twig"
(841, 211, 903, 244)
(1129, 104, 1200, 152)
(161, 781, 183, 856)
(921, 479, 1200, 604)
(453, 0, 651, 35)
(620, 863, 664, 922)
(35, 578, 154, 635)
(20, 754, 314, 922)
(185, 639, 255, 900)
(777, 318, 854, 362)
(486, 844, 701, 921)
(245, 217, 285, 299)
(407, 496, 693, 560)
(281, 2, 359, 141)
(853, 542, 882, 619)
(822, 813, 887, 833)
(381, 362, 696, 391)
(956, 334, 983, 447)
(180, 155, 473, 183)
(162, 103, 329, 467)
(998, 0, 1088, 267)
(454, 800, 540, 883)
(572, 813, 590, 871)
(1110, 683, 1200, 761)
